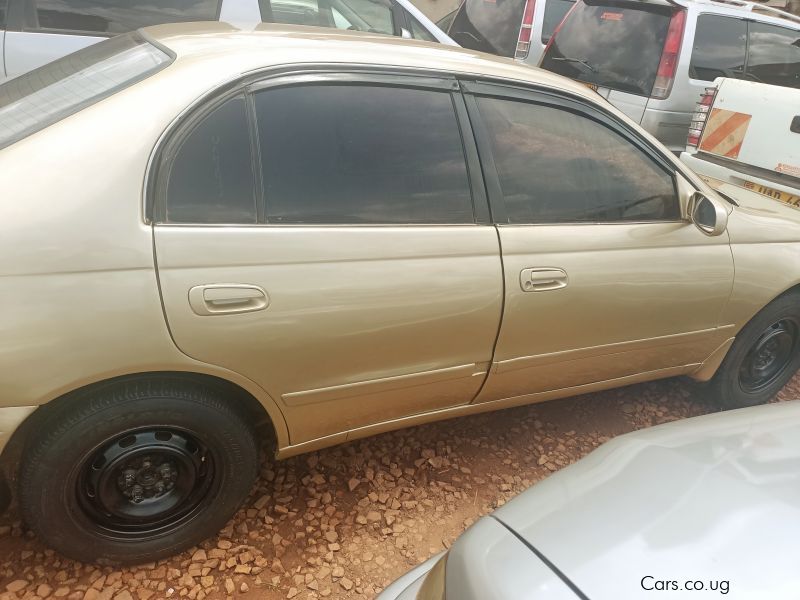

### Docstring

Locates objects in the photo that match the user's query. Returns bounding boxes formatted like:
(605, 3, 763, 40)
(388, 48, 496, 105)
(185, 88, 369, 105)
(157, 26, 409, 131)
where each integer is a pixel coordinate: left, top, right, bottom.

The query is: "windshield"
(448, 0, 525, 57)
(0, 33, 172, 151)
(540, 0, 672, 96)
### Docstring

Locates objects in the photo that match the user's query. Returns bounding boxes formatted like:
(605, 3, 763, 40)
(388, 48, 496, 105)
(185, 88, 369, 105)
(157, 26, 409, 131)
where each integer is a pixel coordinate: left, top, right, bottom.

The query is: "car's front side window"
(165, 96, 257, 224)
(259, 0, 394, 34)
(476, 96, 679, 223)
(335, 0, 394, 33)
(23, 0, 220, 35)
(253, 84, 474, 224)
(407, 12, 437, 41)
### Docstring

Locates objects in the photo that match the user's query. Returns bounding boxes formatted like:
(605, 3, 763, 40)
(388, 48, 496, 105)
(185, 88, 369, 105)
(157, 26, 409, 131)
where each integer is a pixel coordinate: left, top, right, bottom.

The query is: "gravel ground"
(2, 374, 799, 600)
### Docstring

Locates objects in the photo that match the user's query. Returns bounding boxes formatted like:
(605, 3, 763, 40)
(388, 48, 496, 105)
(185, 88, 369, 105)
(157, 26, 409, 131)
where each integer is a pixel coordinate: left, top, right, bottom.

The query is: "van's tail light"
(687, 86, 718, 149)
(515, 0, 537, 59)
(652, 9, 686, 99)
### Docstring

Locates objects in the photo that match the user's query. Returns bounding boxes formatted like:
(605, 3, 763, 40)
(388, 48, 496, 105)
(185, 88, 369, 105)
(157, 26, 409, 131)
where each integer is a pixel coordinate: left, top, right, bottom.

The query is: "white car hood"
(493, 402, 800, 599)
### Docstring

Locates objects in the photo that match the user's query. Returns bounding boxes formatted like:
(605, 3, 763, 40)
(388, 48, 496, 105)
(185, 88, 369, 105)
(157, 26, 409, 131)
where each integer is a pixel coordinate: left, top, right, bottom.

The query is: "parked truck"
(681, 77, 800, 206)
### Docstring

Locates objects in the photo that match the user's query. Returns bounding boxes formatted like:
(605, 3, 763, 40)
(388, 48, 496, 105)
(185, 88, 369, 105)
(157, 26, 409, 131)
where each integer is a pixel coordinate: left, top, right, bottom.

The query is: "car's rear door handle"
(791, 116, 800, 134)
(188, 284, 269, 316)
(520, 268, 568, 292)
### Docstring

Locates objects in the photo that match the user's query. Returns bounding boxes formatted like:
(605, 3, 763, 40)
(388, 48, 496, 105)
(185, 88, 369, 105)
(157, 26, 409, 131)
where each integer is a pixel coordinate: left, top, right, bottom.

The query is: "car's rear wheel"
(709, 291, 800, 409)
(18, 379, 259, 564)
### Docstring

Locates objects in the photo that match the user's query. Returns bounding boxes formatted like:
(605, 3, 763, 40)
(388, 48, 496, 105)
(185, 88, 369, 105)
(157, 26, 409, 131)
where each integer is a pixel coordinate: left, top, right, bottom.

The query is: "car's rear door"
(153, 73, 503, 446)
(462, 82, 734, 404)
(2, 0, 221, 78)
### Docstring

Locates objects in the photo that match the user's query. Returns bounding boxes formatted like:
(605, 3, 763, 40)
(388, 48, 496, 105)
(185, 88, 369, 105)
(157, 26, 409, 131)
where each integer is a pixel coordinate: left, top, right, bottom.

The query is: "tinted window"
(260, 0, 394, 34)
(478, 97, 678, 223)
(689, 15, 747, 81)
(254, 85, 473, 224)
(0, 33, 170, 150)
(448, 0, 525, 57)
(541, 0, 575, 44)
(166, 96, 257, 224)
(408, 12, 437, 41)
(24, 0, 220, 35)
(540, 0, 672, 96)
(1, 0, 7, 29)
(746, 23, 800, 88)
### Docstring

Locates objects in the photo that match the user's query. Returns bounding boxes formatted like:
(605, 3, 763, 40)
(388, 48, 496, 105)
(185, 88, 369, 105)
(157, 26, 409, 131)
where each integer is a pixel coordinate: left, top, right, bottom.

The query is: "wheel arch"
(0, 370, 288, 506)
(691, 282, 800, 382)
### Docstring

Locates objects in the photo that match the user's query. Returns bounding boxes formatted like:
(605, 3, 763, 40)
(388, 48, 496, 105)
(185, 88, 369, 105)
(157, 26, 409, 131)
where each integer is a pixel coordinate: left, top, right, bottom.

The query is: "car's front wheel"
(709, 291, 800, 409)
(18, 378, 260, 564)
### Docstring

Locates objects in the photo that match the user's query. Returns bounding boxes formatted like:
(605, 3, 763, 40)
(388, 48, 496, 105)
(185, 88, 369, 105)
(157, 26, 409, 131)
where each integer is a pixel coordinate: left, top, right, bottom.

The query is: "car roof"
(140, 21, 600, 99)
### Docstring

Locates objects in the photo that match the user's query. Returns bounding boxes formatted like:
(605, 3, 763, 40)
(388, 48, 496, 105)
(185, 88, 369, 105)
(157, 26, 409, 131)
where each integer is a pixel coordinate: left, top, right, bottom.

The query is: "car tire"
(18, 378, 260, 564)
(708, 291, 800, 409)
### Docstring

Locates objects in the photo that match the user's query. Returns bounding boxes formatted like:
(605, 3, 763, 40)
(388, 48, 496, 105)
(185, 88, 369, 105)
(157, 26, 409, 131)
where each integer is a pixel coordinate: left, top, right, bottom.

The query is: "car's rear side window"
(254, 84, 474, 224)
(689, 15, 747, 82)
(166, 96, 258, 225)
(541, 0, 575, 44)
(0, 0, 7, 30)
(259, 0, 394, 35)
(746, 22, 800, 89)
(448, 0, 525, 57)
(23, 0, 221, 36)
(539, 0, 672, 96)
(477, 96, 678, 223)
(0, 33, 172, 151)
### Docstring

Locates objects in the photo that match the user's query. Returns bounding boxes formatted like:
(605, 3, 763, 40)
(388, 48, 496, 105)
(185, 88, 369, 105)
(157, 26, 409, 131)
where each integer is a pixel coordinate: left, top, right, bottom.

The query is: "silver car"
(380, 401, 800, 599)
(0, 0, 454, 80)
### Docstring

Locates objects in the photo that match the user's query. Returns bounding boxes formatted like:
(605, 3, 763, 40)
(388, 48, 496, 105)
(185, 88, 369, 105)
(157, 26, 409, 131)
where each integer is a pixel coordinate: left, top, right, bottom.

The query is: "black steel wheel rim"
(739, 318, 798, 394)
(76, 428, 215, 538)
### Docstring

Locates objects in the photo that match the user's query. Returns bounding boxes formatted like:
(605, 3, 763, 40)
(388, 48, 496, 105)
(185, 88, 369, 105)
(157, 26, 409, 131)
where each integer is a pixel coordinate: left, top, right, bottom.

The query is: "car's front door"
(463, 82, 735, 404)
(153, 74, 503, 445)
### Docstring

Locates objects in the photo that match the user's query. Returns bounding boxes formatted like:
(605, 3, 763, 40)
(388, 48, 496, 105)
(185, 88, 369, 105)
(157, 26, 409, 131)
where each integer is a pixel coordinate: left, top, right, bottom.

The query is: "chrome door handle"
(520, 268, 568, 292)
(188, 284, 269, 316)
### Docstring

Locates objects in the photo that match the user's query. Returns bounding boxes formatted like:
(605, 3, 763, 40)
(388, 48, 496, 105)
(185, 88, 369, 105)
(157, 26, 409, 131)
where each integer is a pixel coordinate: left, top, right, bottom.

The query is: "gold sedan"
(1, 24, 798, 563)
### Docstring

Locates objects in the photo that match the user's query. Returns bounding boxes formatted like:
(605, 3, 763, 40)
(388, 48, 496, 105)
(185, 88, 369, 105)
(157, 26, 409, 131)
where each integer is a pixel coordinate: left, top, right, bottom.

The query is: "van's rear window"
(448, 0, 526, 57)
(0, 33, 172, 151)
(540, 0, 671, 96)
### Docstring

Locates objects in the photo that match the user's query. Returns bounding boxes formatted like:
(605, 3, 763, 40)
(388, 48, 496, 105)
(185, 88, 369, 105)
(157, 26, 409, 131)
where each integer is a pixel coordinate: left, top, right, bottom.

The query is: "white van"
(681, 77, 800, 206)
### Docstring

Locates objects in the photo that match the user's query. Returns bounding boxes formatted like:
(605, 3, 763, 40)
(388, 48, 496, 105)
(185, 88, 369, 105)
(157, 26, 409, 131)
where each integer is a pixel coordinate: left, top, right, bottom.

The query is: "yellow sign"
(743, 180, 800, 206)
